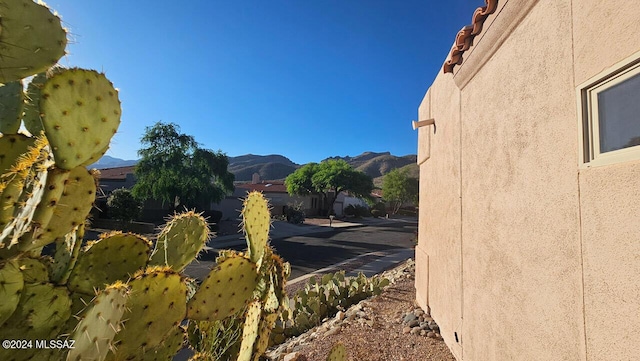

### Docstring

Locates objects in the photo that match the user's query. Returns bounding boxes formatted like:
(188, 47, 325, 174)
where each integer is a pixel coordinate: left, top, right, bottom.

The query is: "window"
(579, 54, 640, 167)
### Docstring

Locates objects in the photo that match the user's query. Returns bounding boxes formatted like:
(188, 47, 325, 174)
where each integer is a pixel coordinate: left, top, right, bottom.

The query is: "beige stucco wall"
(572, 2, 640, 359)
(416, 0, 640, 360)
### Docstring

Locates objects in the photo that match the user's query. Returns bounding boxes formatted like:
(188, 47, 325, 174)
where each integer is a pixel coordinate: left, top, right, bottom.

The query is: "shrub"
(286, 201, 305, 224)
(344, 204, 370, 217)
(107, 188, 142, 223)
(371, 209, 384, 218)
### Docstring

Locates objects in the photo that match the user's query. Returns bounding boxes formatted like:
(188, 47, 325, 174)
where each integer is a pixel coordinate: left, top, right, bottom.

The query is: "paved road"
(192, 221, 417, 280)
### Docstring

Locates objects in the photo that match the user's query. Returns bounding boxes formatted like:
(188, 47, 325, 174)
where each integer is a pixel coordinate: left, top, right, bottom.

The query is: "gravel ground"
(269, 260, 456, 361)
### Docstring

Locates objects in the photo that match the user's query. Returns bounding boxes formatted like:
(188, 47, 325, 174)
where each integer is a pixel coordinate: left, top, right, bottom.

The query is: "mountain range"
(90, 152, 418, 185)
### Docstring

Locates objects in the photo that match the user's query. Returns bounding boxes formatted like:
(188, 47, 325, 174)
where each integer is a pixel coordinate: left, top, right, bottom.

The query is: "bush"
(344, 204, 370, 218)
(371, 209, 384, 218)
(107, 188, 142, 223)
(370, 202, 386, 218)
(285, 201, 305, 224)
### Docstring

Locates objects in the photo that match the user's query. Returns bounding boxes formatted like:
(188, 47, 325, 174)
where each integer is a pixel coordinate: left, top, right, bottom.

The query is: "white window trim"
(577, 50, 640, 168)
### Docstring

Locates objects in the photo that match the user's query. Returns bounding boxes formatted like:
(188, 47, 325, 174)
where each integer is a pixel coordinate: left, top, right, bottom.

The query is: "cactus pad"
(50, 225, 82, 284)
(108, 267, 187, 360)
(16, 257, 50, 283)
(237, 301, 261, 361)
(0, 134, 36, 230)
(149, 211, 209, 272)
(0, 283, 71, 343)
(0, 81, 24, 134)
(241, 191, 271, 265)
(30, 165, 96, 247)
(67, 282, 129, 361)
(23, 72, 47, 135)
(17, 167, 70, 250)
(187, 255, 259, 321)
(141, 325, 186, 361)
(0, 0, 67, 83)
(40, 68, 121, 170)
(0, 135, 53, 248)
(0, 260, 23, 325)
(68, 232, 151, 294)
(252, 312, 278, 361)
(326, 342, 347, 361)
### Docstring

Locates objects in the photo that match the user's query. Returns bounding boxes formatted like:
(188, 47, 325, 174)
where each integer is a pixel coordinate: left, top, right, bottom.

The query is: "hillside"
(228, 154, 299, 181)
(91, 152, 419, 184)
(325, 152, 417, 181)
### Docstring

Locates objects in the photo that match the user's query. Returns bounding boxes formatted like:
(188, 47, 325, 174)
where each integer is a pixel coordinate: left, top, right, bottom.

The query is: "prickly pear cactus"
(326, 342, 347, 361)
(241, 191, 271, 265)
(237, 301, 262, 361)
(106, 267, 188, 361)
(39, 68, 121, 169)
(0, 3, 292, 360)
(149, 210, 209, 272)
(66, 282, 129, 361)
(67, 231, 151, 294)
(187, 255, 259, 321)
(0, 0, 67, 83)
(0, 260, 23, 325)
(0, 81, 24, 134)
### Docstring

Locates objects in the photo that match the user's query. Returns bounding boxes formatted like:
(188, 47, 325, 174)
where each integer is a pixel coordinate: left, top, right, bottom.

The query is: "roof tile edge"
(443, 0, 499, 74)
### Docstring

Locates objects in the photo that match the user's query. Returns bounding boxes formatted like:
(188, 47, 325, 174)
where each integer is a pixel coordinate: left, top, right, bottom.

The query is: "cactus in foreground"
(1, 2, 291, 360)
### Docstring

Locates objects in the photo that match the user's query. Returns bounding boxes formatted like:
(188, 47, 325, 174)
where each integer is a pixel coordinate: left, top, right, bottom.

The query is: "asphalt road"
(196, 221, 417, 280)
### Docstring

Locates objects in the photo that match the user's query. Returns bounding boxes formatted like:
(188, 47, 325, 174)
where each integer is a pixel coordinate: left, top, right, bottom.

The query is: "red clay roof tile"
(443, 0, 498, 74)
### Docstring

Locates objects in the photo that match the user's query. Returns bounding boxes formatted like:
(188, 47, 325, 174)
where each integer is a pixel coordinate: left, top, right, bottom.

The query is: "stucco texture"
(572, 1, 640, 86)
(579, 161, 640, 360)
(416, 71, 463, 359)
(459, 1, 585, 360)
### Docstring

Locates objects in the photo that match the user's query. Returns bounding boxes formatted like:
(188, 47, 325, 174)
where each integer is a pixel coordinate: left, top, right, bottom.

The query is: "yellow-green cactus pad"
(187, 255, 259, 321)
(150, 210, 210, 272)
(68, 232, 151, 294)
(108, 267, 187, 360)
(27, 165, 96, 248)
(23, 72, 47, 135)
(50, 225, 82, 284)
(16, 256, 49, 283)
(326, 342, 347, 361)
(40, 68, 121, 170)
(0, 260, 23, 325)
(0, 283, 72, 347)
(241, 191, 271, 265)
(67, 282, 129, 361)
(0, 0, 67, 83)
(140, 325, 186, 361)
(0, 81, 24, 134)
(252, 311, 278, 361)
(237, 301, 262, 361)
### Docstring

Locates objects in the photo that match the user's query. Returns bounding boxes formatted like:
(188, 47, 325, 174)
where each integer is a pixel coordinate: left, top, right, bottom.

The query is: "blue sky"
(48, 1, 477, 165)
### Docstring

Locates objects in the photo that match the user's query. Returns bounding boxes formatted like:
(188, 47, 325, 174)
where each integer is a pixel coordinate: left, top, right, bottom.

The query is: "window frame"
(577, 51, 640, 168)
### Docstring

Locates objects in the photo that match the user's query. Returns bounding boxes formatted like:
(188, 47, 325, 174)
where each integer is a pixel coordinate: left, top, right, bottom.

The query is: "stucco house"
(414, 1, 640, 360)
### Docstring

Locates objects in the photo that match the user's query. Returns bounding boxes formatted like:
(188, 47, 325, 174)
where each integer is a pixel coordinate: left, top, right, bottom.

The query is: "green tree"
(107, 188, 142, 224)
(382, 168, 419, 214)
(132, 122, 234, 210)
(285, 159, 373, 215)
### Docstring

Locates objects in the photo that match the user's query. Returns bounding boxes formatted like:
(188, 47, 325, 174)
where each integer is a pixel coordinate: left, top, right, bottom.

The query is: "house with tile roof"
(415, 1, 640, 360)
